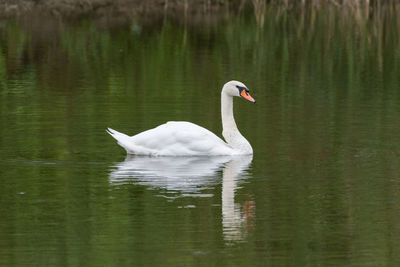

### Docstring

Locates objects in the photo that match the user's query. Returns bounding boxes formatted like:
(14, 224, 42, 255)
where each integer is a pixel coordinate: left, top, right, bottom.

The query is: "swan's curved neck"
(221, 92, 238, 132)
(220, 86, 253, 154)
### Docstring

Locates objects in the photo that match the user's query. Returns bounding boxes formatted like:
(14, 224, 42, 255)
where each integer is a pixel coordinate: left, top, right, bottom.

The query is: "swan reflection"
(109, 155, 232, 194)
(221, 155, 255, 242)
(109, 155, 255, 242)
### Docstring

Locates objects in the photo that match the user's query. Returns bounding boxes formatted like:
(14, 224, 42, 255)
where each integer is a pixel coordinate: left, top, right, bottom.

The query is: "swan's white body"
(107, 81, 255, 156)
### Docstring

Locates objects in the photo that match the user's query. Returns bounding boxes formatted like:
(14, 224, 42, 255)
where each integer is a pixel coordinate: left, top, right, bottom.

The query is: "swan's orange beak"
(241, 90, 256, 103)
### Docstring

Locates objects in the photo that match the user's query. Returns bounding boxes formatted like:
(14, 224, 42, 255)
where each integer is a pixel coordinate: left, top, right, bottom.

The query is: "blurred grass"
(0, 0, 399, 23)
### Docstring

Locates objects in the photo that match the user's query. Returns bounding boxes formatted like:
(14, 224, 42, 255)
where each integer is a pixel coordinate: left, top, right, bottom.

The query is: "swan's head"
(222, 80, 256, 103)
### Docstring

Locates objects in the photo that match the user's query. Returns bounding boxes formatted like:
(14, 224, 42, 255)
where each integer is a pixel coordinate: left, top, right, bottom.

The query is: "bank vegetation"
(0, 0, 399, 23)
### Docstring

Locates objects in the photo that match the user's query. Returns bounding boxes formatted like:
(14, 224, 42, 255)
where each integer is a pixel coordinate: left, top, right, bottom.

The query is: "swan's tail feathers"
(106, 128, 135, 154)
(106, 127, 129, 140)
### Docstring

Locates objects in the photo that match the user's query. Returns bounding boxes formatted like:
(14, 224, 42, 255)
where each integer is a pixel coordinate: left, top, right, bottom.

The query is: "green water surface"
(0, 9, 400, 266)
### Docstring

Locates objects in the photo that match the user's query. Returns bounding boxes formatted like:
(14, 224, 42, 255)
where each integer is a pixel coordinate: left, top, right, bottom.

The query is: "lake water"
(1, 8, 400, 266)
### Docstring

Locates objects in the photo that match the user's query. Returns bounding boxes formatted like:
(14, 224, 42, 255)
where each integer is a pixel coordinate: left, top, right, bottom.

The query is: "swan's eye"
(236, 85, 250, 99)
(236, 85, 248, 94)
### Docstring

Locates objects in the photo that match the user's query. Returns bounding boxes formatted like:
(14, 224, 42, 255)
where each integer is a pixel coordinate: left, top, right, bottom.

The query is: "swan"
(107, 80, 256, 156)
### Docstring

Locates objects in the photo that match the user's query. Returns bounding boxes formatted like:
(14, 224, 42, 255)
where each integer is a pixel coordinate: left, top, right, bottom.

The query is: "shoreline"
(0, 1, 399, 33)
(0, 0, 242, 19)
(1, 0, 398, 20)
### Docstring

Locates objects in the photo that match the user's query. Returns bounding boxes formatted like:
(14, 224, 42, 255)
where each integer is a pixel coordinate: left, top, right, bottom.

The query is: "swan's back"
(108, 121, 234, 156)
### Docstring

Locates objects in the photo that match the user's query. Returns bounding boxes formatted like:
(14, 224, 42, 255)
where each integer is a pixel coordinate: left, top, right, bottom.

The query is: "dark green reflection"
(0, 7, 400, 266)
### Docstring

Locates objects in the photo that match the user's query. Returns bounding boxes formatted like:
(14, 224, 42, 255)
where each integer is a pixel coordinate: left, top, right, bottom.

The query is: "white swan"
(107, 80, 256, 156)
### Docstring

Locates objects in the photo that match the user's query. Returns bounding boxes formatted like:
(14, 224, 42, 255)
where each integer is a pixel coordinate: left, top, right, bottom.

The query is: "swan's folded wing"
(130, 121, 234, 156)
